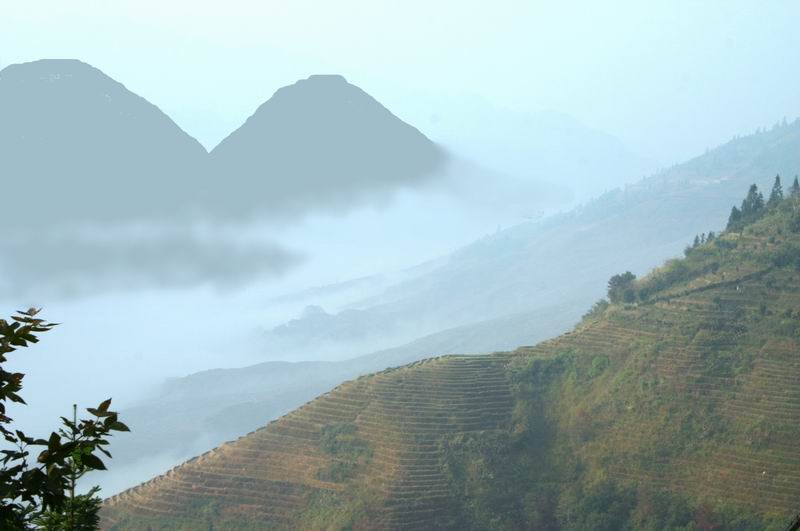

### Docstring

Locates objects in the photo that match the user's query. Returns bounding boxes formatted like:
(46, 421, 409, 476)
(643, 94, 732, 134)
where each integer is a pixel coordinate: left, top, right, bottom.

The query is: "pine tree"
(741, 184, 765, 217)
(727, 206, 743, 231)
(707, 231, 715, 242)
(693, 235, 701, 248)
(791, 176, 800, 198)
(768, 174, 784, 207)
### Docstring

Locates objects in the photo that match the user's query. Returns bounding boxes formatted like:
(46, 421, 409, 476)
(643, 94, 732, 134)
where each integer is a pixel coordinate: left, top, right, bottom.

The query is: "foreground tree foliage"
(0, 309, 128, 529)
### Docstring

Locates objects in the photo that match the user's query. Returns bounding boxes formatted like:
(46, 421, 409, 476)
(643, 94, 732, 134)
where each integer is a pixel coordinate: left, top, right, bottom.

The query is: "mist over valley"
(2, 3, 800, 529)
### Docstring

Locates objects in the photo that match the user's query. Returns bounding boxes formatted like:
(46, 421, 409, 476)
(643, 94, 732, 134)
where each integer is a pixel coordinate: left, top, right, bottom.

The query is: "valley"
(103, 119, 800, 498)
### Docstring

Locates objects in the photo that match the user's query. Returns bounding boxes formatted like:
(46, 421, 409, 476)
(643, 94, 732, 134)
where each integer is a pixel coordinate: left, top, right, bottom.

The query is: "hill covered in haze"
(417, 102, 655, 204)
(258, 119, 800, 360)
(101, 120, 800, 495)
(208, 74, 445, 218)
(101, 186, 800, 530)
(0, 59, 207, 224)
(0, 61, 444, 227)
(0, 60, 449, 298)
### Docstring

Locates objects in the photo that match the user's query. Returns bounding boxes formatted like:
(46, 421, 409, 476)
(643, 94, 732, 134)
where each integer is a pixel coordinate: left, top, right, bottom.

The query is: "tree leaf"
(109, 421, 130, 432)
(98, 398, 112, 413)
(81, 454, 106, 470)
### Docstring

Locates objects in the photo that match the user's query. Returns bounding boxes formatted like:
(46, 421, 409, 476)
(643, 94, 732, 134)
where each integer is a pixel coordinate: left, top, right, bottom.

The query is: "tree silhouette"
(726, 206, 743, 231)
(741, 184, 765, 218)
(791, 176, 800, 198)
(728, 184, 769, 231)
(768, 175, 784, 208)
(607, 271, 636, 303)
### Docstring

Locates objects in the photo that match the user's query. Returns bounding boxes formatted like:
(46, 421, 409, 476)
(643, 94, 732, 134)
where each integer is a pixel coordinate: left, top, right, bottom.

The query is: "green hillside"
(101, 183, 800, 530)
(106, 121, 800, 486)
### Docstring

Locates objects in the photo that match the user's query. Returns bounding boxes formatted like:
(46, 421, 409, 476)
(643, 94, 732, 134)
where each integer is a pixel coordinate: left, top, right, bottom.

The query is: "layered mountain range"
(106, 119, 800, 491)
(267, 119, 800, 350)
(5, 59, 800, 529)
(101, 185, 800, 530)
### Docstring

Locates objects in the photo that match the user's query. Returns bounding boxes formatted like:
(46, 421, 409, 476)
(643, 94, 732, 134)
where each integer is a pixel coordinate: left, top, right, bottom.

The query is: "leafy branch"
(0, 309, 129, 529)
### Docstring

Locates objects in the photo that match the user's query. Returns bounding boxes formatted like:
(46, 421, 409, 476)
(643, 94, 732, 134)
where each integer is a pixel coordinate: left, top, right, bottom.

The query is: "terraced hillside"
(102, 189, 800, 530)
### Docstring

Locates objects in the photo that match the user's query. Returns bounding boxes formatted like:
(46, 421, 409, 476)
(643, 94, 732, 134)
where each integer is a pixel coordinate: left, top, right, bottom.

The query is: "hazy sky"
(3, 0, 799, 165)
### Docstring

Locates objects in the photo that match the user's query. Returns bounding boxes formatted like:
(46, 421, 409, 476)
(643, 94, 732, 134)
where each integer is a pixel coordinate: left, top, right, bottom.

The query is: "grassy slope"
(107, 121, 800, 488)
(101, 195, 800, 530)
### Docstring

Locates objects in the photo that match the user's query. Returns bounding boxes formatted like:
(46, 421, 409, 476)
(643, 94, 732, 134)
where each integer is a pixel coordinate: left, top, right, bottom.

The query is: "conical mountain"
(0, 59, 207, 225)
(101, 189, 800, 529)
(207, 74, 445, 217)
(0, 63, 445, 225)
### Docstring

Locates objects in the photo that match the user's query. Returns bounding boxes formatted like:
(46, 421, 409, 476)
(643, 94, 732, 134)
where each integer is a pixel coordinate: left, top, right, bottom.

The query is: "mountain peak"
(0, 58, 104, 80)
(303, 73, 348, 84)
(0, 59, 207, 225)
(207, 74, 445, 216)
(0, 60, 444, 226)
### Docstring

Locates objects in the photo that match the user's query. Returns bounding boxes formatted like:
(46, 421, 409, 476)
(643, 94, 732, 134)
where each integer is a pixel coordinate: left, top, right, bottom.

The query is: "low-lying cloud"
(0, 227, 301, 300)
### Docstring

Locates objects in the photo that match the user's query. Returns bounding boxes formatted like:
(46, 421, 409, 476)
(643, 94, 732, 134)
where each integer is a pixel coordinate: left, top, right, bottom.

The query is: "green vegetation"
(102, 182, 800, 530)
(607, 271, 637, 304)
(0, 309, 128, 530)
(436, 349, 788, 530)
(292, 488, 383, 530)
(598, 179, 800, 306)
(727, 183, 765, 232)
(316, 423, 372, 482)
(790, 176, 800, 197)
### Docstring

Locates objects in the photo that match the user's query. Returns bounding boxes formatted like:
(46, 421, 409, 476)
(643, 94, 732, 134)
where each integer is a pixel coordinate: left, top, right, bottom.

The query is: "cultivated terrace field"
(101, 186, 800, 530)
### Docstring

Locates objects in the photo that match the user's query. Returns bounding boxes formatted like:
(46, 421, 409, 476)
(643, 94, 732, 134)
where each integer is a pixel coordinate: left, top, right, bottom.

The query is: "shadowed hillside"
(100, 189, 800, 530)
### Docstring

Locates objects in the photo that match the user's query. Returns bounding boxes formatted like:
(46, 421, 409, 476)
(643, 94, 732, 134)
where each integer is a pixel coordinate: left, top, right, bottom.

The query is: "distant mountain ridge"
(421, 103, 655, 204)
(265, 118, 800, 354)
(0, 60, 444, 225)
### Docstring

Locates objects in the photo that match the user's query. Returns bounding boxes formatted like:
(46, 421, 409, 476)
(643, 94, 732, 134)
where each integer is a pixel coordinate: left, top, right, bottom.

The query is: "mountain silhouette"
(207, 74, 445, 217)
(0, 59, 207, 225)
(0, 62, 445, 226)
